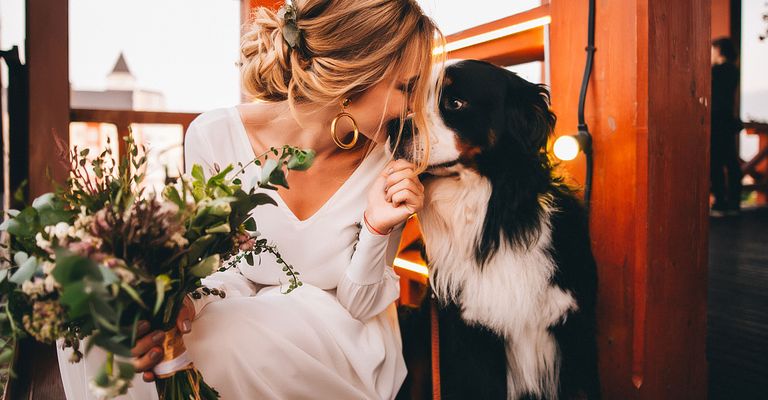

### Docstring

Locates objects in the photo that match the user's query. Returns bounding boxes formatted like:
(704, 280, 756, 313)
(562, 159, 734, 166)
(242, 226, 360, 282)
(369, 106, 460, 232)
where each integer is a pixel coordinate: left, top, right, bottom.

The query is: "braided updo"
(239, 0, 444, 170)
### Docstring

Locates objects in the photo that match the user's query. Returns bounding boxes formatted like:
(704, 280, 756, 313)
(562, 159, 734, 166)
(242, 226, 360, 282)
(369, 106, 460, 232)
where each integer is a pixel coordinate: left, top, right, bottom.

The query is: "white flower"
(53, 222, 71, 240)
(41, 261, 55, 274)
(21, 277, 46, 298)
(35, 233, 52, 251)
(44, 274, 58, 293)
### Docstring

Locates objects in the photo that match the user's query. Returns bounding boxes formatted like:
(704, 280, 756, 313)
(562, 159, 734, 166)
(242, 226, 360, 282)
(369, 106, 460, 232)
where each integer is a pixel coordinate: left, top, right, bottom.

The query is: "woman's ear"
(504, 72, 557, 152)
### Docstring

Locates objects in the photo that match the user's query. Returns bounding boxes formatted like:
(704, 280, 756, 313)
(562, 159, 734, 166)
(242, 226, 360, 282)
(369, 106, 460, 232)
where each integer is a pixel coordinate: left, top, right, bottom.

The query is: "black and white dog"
(393, 60, 600, 400)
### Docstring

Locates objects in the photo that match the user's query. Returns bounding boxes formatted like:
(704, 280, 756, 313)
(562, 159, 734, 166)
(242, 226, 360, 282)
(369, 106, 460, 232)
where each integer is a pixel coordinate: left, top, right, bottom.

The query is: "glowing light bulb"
(553, 135, 580, 161)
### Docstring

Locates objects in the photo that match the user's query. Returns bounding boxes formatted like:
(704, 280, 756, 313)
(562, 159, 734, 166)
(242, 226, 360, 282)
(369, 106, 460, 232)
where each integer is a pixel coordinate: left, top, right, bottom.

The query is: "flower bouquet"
(0, 136, 314, 399)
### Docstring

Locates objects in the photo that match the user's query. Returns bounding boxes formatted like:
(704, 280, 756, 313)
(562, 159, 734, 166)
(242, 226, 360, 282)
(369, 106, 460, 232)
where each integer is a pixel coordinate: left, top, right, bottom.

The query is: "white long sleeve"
(183, 119, 263, 318)
(336, 217, 404, 321)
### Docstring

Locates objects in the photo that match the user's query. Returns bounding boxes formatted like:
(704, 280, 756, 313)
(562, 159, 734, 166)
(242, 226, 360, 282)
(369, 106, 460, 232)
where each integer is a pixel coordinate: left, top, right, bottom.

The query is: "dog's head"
(389, 59, 555, 179)
(388, 59, 558, 264)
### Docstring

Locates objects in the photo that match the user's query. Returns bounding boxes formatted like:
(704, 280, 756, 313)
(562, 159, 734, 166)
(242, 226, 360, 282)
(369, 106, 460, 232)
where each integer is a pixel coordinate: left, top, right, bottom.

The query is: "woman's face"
(341, 68, 419, 145)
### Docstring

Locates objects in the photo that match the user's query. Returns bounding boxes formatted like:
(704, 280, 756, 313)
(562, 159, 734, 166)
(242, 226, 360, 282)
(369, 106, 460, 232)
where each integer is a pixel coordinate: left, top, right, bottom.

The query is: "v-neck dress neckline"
(228, 106, 381, 226)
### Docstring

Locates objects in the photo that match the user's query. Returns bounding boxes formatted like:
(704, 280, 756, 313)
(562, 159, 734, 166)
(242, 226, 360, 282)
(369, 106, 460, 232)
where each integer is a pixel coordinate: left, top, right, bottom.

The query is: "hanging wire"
(578, 0, 596, 211)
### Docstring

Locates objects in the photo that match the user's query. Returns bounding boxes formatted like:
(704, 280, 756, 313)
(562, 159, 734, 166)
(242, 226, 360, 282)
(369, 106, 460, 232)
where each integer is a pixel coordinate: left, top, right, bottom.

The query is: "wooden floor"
(707, 207, 768, 399)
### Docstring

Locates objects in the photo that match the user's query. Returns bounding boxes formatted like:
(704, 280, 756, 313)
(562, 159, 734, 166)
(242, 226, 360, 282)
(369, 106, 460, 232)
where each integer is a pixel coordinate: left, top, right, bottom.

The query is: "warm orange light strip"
(394, 257, 429, 277)
(434, 15, 552, 55)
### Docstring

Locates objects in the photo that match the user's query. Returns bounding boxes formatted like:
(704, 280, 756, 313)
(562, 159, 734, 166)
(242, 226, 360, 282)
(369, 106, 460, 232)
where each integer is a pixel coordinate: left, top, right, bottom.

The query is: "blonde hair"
(239, 0, 445, 172)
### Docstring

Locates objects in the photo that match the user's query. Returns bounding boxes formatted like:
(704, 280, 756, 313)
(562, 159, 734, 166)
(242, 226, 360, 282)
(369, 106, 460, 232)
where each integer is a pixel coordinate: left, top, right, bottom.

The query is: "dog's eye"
(444, 98, 467, 111)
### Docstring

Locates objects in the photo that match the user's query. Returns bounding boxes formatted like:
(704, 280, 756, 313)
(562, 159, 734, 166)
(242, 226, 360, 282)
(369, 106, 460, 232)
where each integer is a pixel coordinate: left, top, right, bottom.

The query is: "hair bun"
(240, 7, 294, 101)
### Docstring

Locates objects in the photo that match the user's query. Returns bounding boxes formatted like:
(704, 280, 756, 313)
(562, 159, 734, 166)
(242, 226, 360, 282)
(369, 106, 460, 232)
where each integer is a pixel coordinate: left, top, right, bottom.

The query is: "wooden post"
(550, 0, 710, 398)
(26, 0, 70, 198)
(7, 1, 71, 399)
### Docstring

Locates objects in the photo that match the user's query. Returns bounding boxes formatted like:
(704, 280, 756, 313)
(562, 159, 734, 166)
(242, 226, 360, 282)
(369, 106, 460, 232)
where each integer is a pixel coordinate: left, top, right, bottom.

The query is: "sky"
(0, 0, 766, 118)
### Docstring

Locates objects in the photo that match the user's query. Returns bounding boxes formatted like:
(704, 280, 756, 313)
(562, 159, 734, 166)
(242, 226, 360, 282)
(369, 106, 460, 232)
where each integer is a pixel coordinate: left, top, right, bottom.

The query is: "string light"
(553, 135, 581, 161)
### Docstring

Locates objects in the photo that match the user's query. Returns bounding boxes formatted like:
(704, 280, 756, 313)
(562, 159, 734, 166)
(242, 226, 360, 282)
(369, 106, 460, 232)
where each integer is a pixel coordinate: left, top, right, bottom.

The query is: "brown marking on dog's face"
(453, 128, 499, 170)
(455, 137, 483, 169)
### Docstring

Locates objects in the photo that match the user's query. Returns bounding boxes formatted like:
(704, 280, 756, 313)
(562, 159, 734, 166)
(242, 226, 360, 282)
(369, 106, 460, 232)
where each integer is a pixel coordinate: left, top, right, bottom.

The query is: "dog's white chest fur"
(419, 170, 577, 399)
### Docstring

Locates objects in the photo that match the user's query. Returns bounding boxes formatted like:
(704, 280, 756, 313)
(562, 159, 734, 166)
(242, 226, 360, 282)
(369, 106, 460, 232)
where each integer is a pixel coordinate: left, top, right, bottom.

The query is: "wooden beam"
(550, 0, 710, 398)
(445, 5, 549, 65)
(447, 27, 545, 67)
(444, 4, 549, 44)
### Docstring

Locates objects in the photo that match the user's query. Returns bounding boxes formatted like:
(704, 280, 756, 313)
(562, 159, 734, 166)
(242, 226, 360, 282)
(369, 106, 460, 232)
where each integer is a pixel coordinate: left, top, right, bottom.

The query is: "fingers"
(142, 371, 155, 383)
(131, 330, 165, 358)
(176, 297, 195, 335)
(133, 320, 162, 378)
(381, 159, 417, 178)
(133, 345, 163, 372)
(385, 169, 419, 189)
(390, 188, 422, 211)
(385, 179, 424, 203)
(136, 320, 151, 338)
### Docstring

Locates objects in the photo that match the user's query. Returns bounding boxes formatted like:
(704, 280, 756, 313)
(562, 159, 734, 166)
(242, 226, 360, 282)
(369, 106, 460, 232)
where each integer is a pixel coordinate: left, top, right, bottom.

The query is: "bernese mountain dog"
(392, 60, 600, 400)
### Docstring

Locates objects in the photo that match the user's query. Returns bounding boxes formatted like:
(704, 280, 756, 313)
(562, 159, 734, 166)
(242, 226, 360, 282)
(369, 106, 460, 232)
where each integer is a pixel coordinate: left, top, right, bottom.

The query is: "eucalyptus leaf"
(92, 333, 132, 358)
(243, 217, 258, 232)
(260, 159, 278, 187)
(98, 265, 120, 285)
(9, 255, 38, 284)
(191, 164, 205, 183)
(59, 281, 91, 318)
(163, 185, 184, 208)
(31, 193, 55, 210)
(189, 254, 220, 278)
(5, 207, 38, 237)
(205, 223, 231, 234)
(269, 168, 289, 189)
(13, 251, 28, 266)
(287, 149, 315, 171)
(52, 251, 103, 286)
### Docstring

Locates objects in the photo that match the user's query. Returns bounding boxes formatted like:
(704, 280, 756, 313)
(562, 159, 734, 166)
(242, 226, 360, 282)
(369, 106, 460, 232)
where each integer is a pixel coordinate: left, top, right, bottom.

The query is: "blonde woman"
(98, 1, 444, 399)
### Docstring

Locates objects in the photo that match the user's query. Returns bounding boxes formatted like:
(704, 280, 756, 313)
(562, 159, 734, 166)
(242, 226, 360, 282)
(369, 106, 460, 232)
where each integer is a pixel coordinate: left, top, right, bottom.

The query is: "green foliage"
(0, 134, 314, 398)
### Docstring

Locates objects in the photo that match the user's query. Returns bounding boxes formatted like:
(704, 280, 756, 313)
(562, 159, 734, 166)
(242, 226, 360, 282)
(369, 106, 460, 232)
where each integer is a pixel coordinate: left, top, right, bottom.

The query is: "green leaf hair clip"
(277, 1, 301, 50)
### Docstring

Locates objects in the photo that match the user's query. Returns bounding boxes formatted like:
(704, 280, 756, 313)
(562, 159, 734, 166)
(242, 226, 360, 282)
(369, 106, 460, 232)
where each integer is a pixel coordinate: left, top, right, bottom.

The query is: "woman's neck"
(237, 101, 369, 160)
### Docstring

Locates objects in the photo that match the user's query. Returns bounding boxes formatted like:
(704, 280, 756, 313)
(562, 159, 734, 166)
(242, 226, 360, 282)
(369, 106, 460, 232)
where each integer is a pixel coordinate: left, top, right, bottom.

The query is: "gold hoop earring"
(330, 98, 359, 150)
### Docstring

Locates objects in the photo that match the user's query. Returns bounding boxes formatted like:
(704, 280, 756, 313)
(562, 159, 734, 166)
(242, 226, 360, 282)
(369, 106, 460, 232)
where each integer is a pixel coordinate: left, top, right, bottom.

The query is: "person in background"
(710, 37, 743, 217)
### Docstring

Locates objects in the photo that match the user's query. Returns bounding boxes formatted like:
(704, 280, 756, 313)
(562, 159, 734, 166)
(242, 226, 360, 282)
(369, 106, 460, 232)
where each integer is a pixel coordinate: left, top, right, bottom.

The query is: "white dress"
(57, 106, 407, 400)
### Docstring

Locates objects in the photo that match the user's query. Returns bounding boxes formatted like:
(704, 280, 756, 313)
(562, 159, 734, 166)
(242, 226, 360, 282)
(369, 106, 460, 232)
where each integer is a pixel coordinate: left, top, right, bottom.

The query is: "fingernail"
(150, 349, 162, 361)
(182, 319, 192, 333)
(152, 332, 165, 344)
(137, 320, 149, 331)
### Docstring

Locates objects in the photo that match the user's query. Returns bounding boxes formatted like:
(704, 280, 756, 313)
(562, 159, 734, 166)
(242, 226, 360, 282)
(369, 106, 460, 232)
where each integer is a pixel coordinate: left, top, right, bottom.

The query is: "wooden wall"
(550, 0, 710, 398)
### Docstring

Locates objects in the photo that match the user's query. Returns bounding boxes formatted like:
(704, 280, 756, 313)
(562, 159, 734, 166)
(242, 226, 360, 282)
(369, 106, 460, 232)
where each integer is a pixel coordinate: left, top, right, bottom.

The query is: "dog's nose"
(386, 118, 415, 146)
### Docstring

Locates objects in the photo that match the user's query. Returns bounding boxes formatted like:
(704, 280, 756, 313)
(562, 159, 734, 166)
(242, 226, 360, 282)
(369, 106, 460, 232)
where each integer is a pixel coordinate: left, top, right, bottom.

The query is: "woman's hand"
(365, 159, 424, 234)
(132, 296, 196, 382)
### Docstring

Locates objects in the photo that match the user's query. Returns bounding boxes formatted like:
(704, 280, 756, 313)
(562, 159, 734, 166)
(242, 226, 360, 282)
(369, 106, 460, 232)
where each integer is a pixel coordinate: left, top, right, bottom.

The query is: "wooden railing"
(69, 109, 200, 159)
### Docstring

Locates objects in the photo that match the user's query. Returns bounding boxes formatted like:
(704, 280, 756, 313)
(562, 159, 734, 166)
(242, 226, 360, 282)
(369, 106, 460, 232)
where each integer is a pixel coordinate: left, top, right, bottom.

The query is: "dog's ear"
(503, 72, 556, 152)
